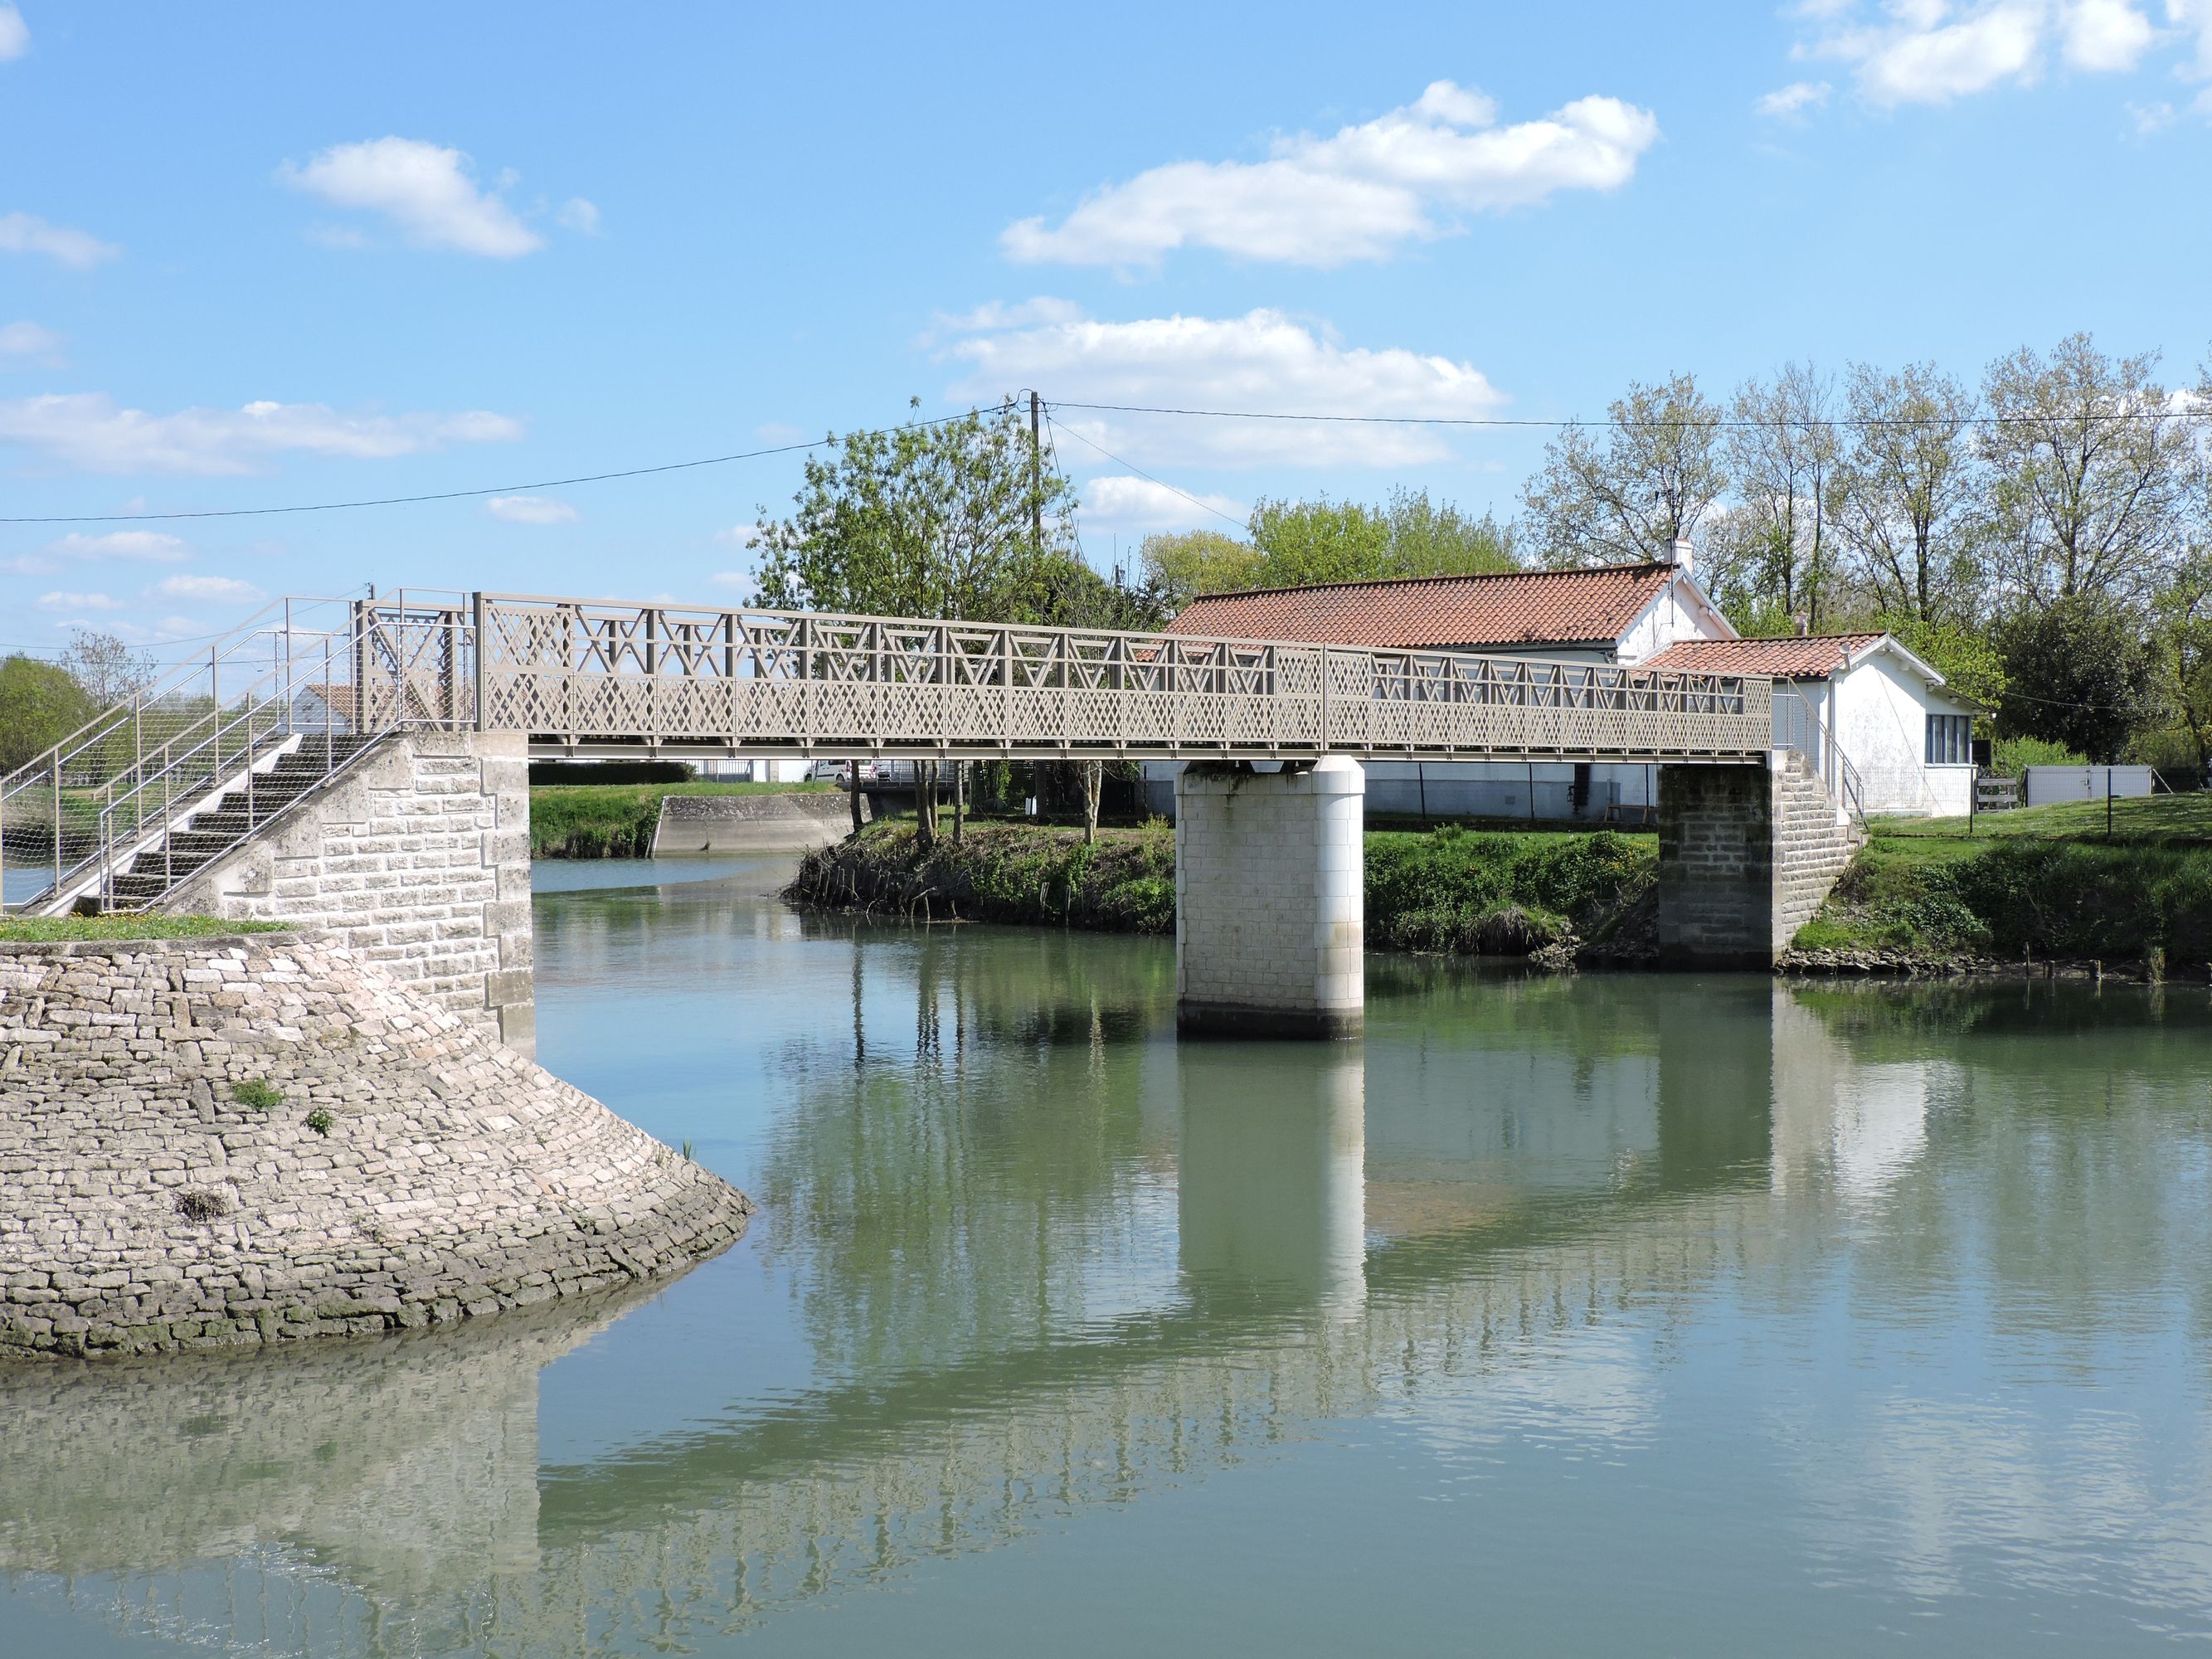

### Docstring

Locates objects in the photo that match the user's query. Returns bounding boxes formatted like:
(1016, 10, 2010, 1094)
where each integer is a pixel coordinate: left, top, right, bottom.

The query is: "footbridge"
(2, 590, 1860, 1043)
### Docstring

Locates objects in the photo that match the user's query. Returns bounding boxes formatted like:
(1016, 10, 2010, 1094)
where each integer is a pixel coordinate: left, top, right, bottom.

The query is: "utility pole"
(1030, 390, 1043, 555)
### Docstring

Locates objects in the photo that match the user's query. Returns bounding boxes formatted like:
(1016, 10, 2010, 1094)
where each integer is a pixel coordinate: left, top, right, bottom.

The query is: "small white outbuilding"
(1643, 632, 1980, 817)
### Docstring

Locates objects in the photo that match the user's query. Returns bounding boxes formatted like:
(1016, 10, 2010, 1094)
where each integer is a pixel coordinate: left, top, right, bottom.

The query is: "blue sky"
(2, 2, 2209, 657)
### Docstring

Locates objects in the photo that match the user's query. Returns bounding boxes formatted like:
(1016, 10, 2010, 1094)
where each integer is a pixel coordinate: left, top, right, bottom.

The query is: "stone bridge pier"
(1169, 751, 1858, 1035)
(1174, 757, 1366, 1039)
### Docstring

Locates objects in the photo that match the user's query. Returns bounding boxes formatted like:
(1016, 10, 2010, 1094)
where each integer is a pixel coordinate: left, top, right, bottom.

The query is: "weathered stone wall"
(1657, 753, 1862, 967)
(163, 729, 535, 1054)
(0, 932, 751, 1360)
(1174, 758, 1364, 1038)
(1773, 750, 1864, 945)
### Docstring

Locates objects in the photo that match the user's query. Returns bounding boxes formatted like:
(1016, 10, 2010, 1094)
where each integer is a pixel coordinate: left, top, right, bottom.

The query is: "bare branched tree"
(1830, 362, 1981, 623)
(1728, 362, 1840, 628)
(58, 630, 157, 708)
(1978, 333, 2191, 606)
(1520, 373, 1728, 567)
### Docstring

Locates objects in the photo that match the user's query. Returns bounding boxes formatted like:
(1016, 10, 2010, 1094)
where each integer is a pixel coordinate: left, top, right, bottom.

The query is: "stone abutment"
(0, 931, 751, 1360)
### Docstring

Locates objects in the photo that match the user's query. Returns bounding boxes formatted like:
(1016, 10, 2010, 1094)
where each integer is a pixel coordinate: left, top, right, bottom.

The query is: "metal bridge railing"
(476, 595, 1775, 762)
(1, 591, 474, 915)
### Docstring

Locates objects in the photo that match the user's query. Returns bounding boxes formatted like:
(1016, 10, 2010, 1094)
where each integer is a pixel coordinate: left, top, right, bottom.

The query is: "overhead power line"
(0, 402, 1022, 527)
(1050, 398, 2204, 431)
(1046, 414, 1247, 529)
(2, 389, 2201, 529)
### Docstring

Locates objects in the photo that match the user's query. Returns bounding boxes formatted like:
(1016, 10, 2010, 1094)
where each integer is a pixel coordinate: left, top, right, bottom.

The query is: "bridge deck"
(479, 594, 1773, 765)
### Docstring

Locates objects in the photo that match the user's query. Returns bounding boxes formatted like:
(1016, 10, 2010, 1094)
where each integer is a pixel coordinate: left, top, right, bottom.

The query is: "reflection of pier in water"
(6, 973, 2205, 1656)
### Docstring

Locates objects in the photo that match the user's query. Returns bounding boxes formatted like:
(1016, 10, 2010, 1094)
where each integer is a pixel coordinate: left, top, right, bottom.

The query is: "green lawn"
(1871, 791, 2212, 847)
(530, 779, 840, 858)
(1793, 797, 2212, 965)
(0, 914, 290, 942)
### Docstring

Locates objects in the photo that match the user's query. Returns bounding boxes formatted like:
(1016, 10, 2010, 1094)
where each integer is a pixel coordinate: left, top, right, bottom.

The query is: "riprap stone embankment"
(0, 931, 751, 1360)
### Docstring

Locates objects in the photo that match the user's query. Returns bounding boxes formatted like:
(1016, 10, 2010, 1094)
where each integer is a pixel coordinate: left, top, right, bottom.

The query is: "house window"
(1925, 713, 1971, 766)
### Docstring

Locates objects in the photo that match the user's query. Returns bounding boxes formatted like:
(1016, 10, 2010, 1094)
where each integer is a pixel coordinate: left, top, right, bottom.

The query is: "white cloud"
(707, 570, 752, 590)
(0, 393, 523, 474)
(1796, 2, 2164, 104)
(0, 5, 27, 61)
(0, 211, 120, 270)
(279, 138, 544, 257)
(487, 494, 577, 524)
(941, 302, 1506, 468)
(2128, 96, 2178, 128)
(35, 591, 124, 613)
(0, 319, 63, 365)
(1757, 80, 1835, 116)
(712, 523, 769, 547)
(557, 197, 600, 235)
(1080, 475, 1247, 534)
(46, 530, 192, 562)
(2064, 0, 2156, 65)
(2172, 0, 2212, 80)
(153, 574, 265, 603)
(1001, 80, 1660, 269)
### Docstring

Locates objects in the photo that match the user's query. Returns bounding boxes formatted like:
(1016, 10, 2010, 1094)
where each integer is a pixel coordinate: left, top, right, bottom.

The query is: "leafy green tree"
(1136, 530, 1261, 609)
(0, 654, 97, 772)
(1244, 488, 1517, 588)
(751, 399, 1078, 845)
(1995, 596, 2156, 761)
(752, 398, 1076, 620)
(1879, 613, 2006, 715)
(1520, 372, 1728, 567)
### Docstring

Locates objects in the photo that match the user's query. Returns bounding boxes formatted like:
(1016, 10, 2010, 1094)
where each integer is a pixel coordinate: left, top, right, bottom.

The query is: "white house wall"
(1832, 654, 1973, 817)
(1616, 576, 1733, 666)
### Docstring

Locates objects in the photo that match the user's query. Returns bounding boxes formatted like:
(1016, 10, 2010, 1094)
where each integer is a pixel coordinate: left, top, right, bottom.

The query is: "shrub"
(304, 1107, 334, 1136)
(1991, 734, 2084, 777)
(176, 1188, 230, 1223)
(231, 1078, 283, 1111)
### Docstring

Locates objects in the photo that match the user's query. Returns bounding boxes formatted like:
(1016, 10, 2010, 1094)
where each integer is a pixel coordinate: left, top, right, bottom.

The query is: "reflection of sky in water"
(7, 864, 2212, 1655)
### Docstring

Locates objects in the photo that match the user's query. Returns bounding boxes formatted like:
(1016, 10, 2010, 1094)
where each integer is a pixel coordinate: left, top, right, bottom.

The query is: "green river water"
(7, 854, 2212, 1656)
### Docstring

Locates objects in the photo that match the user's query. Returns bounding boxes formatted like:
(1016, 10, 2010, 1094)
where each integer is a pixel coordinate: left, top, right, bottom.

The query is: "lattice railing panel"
(474, 595, 1773, 762)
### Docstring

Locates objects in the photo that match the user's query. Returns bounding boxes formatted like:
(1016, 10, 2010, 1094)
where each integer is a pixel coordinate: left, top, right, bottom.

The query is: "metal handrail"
(1773, 686, 1866, 828)
(2, 590, 474, 914)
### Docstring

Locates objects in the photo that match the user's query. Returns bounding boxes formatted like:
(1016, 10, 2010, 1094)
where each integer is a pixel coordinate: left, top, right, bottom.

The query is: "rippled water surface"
(9, 855, 2212, 1656)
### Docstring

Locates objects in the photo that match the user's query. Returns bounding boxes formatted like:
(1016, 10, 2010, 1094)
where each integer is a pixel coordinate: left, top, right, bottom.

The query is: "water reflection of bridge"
(5, 968, 2207, 1656)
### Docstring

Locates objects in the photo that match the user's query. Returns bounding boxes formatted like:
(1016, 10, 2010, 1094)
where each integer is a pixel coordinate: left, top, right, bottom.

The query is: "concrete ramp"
(649, 790, 863, 855)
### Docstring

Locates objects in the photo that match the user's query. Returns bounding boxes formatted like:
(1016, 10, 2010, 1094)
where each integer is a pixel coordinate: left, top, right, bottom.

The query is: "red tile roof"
(1641, 634, 1888, 679)
(1164, 564, 1684, 651)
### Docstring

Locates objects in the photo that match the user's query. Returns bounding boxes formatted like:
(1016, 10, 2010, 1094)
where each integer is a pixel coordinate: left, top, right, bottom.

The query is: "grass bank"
(0, 914, 290, 942)
(1797, 802, 2212, 971)
(531, 781, 839, 859)
(789, 820, 1658, 960)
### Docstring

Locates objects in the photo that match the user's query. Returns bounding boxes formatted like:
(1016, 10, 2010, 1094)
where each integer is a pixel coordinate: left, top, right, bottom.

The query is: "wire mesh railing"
(1, 591, 474, 914)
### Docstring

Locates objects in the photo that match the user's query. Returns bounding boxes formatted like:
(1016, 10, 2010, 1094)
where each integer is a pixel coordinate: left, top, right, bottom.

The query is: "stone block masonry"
(0, 931, 752, 1361)
(1174, 758, 1364, 1039)
(163, 729, 536, 1055)
(1657, 752, 1863, 968)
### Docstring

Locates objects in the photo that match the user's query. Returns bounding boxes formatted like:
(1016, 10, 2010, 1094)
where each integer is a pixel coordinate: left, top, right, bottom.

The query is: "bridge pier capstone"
(1174, 757, 1364, 1039)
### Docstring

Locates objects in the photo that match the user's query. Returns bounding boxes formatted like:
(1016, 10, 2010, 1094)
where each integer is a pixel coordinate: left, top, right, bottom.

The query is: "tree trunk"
(848, 760, 863, 839)
(1081, 760, 1102, 844)
(916, 761, 938, 849)
(952, 761, 965, 844)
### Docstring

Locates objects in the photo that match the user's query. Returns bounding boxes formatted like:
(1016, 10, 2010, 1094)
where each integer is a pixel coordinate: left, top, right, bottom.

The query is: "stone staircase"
(1773, 747, 1866, 946)
(99, 737, 379, 907)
